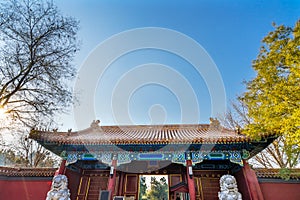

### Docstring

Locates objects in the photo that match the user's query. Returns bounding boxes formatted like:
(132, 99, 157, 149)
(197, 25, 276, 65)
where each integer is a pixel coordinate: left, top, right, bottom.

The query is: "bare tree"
(19, 134, 60, 167)
(220, 99, 300, 170)
(221, 100, 251, 131)
(0, 0, 79, 128)
(1, 133, 60, 167)
(253, 136, 300, 169)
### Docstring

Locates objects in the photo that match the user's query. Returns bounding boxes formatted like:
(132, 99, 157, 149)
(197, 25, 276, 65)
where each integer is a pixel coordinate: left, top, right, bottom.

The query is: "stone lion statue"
(218, 174, 242, 200)
(46, 174, 70, 200)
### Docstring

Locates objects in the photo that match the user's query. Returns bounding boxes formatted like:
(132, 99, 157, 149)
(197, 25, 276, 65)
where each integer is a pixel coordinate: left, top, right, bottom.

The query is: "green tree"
(147, 177, 168, 200)
(0, 0, 79, 129)
(240, 20, 300, 147)
(139, 176, 147, 200)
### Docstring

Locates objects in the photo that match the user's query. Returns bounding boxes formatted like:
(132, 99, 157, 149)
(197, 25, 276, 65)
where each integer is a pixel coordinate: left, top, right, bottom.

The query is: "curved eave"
(255, 168, 300, 179)
(30, 131, 252, 145)
(0, 166, 56, 177)
(31, 137, 251, 145)
(29, 126, 277, 158)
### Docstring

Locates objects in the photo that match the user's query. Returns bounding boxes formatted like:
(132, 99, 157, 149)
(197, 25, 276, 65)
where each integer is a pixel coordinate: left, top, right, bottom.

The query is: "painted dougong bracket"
(63, 150, 250, 167)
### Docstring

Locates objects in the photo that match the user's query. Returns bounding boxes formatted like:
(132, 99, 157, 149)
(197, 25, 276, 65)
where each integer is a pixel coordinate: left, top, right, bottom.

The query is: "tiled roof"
(255, 168, 300, 179)
(30, 123, 251, 145)
(0, 166, 56, 177)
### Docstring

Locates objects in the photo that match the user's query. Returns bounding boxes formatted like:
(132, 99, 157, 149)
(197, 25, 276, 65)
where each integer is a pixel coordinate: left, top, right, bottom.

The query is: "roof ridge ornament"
(209, 117, 221, 130)
(90, 119, 101, 129)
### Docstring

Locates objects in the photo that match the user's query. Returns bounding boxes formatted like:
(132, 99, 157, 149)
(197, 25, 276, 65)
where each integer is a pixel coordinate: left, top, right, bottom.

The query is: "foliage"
(147, 177, 168, 200)
(0, 0, 79, 128)
(139, 176, 147, 200)
(221, 20, 300, 174)
(240, 20, 300, 146)
(220, 99, 300, 171)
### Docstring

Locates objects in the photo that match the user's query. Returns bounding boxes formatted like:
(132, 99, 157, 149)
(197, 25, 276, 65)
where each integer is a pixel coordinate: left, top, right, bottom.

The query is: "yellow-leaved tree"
(240, 20, 300, 147)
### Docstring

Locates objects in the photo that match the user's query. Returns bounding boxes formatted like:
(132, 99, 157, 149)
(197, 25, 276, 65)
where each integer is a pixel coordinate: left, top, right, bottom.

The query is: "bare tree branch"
(219, 99, 300, 170)
(0, 0, 79, 129)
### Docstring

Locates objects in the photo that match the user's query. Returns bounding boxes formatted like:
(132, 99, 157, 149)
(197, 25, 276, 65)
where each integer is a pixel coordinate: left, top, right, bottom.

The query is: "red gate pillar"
(107, 155, 118, 200)
(55, 159, 66, 176)
(186, 159, 196, 200)
(243, 160, 264, 200)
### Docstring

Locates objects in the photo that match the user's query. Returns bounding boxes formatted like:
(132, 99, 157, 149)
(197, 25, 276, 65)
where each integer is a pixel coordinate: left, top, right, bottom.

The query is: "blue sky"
(54, 0, 300, 129)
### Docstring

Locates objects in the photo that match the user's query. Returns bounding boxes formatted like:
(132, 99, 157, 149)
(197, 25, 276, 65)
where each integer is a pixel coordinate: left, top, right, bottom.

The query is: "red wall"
(0, 177, 52, 200)
(259, 182, 300, 200)
(1, 170, 300, 200)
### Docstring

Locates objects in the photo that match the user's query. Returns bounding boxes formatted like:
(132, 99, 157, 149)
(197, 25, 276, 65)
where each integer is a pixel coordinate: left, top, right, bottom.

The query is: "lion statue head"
(46, 175, 70, 200)
(218, 174, 242, 200)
